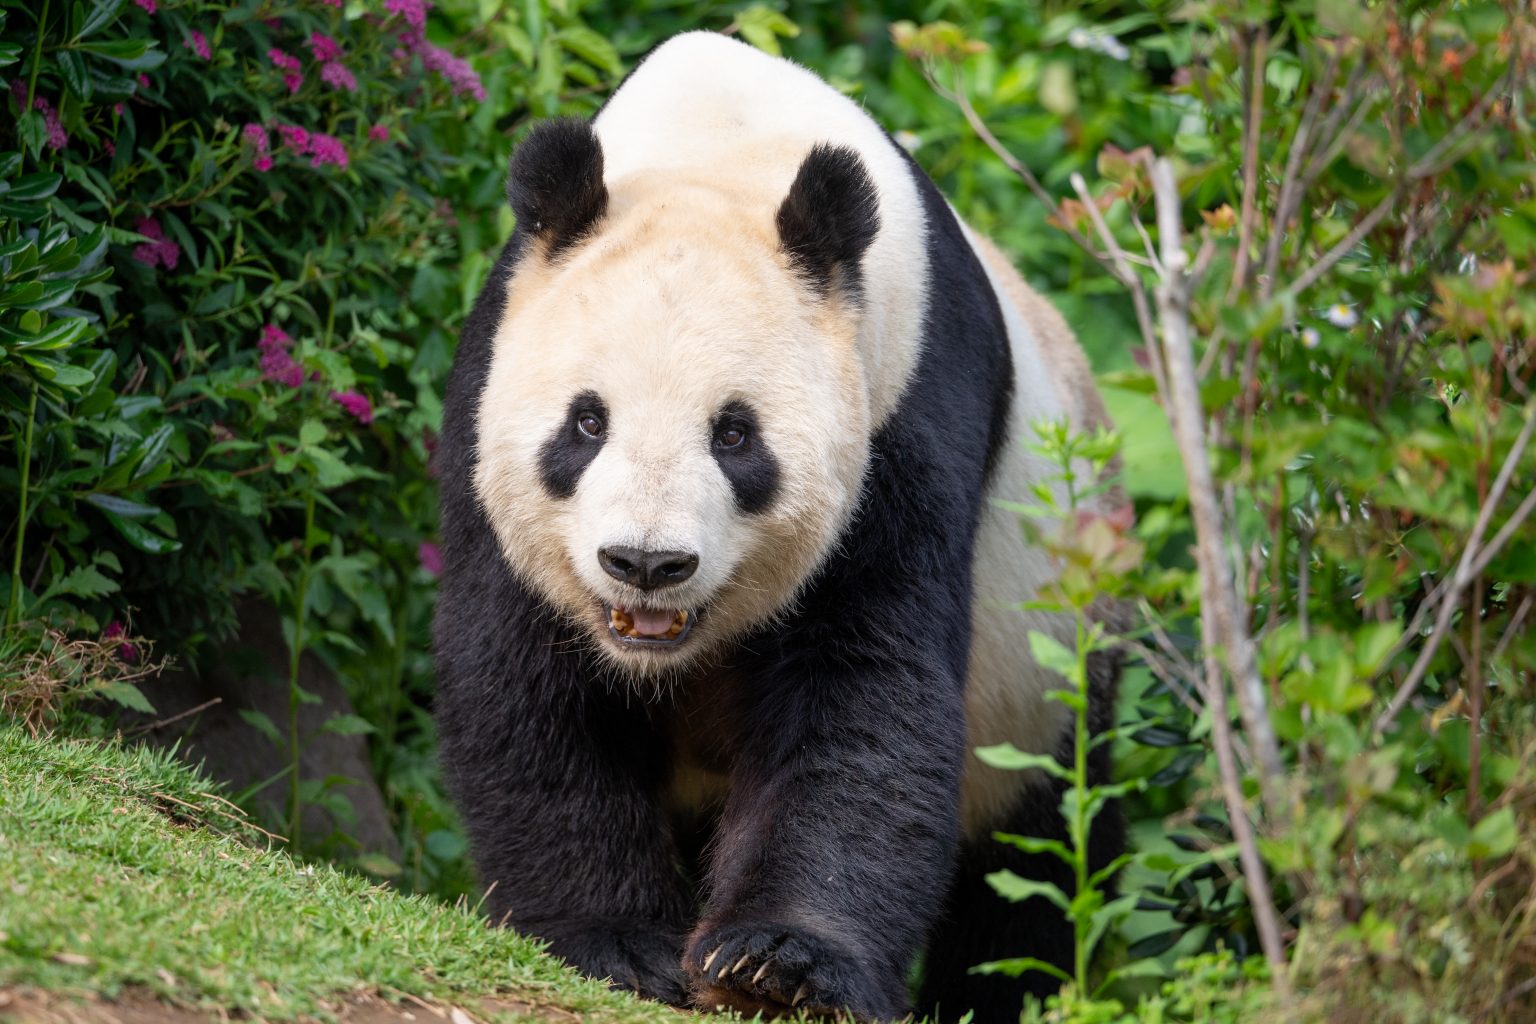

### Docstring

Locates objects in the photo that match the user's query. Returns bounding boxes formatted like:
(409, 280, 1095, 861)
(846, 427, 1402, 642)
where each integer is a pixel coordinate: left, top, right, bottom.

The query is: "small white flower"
(1103, 40, 1131, 61)
(893, 130, 921, 153)
(1301, 327, 1321, 349)
(1067, 27, 1092, 50)
(1325, 303, 1358, 329)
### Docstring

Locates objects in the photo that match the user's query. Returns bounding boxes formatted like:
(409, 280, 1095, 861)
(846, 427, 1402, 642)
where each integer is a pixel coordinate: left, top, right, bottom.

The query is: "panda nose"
(598, 546, 699, 591)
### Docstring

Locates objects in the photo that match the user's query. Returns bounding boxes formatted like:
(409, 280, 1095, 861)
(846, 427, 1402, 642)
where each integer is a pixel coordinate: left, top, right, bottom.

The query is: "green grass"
(0, 724, 692, 1023)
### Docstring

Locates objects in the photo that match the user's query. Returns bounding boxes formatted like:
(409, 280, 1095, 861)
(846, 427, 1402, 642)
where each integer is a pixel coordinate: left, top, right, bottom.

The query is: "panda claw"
(751, 962, 770, 984)
(792, 983, 810, 1007)
(702, 947, 722, 975)
(731, 954, 752, 975)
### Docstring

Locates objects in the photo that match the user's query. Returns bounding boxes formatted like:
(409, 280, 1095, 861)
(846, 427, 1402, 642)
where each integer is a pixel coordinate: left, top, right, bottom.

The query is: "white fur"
(594, 32, 929, 429)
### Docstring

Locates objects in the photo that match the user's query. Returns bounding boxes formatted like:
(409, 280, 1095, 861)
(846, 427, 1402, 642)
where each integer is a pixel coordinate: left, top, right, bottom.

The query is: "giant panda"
(434, 30, 1125, 1024)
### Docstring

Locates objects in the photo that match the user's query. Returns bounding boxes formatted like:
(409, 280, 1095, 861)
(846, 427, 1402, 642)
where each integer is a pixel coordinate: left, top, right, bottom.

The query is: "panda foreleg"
(434, 568, 694, 1004)
(681, 649, 967, 1022)
(680, 459, 977, 1020)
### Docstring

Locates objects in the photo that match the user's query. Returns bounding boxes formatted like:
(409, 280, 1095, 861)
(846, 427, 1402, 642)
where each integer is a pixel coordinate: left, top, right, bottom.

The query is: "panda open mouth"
(607, 605, 694, 647)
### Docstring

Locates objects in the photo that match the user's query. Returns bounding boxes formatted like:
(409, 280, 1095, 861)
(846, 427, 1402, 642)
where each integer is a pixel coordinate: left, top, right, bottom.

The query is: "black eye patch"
(711, 401, 780, 515)
(538, 390, 607, 499)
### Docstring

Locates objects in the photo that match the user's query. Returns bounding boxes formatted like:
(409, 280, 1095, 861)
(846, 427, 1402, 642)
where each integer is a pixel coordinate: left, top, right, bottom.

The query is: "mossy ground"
(0, 726, 693, 1023)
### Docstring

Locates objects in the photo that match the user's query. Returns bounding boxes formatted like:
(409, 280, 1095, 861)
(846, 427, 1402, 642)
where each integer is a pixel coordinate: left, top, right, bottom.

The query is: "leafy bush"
(6, 0, 1536, 1018)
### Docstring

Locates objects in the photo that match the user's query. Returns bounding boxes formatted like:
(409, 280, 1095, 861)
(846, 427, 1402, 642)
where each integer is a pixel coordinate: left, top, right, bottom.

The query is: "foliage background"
(3, 0, 1534, 1020)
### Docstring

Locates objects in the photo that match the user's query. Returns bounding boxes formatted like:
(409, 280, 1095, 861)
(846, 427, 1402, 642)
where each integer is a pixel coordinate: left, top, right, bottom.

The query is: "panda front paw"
(684, 919, 903, 1021)
(535, 918, 689, 1006)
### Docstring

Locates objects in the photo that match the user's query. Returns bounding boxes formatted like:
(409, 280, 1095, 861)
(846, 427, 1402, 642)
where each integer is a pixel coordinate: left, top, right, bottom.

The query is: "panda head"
(474, 119, 882, 676)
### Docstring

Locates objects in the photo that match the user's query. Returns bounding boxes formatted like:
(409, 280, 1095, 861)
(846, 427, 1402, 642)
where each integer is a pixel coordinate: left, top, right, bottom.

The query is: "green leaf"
(238, 708, 285, 747)
(298, 419, 327, 446)
(992, 831, 1074, 864)
(83, 493, 161, 519)
(555, 26, 621, 77)
(97, 681, 155, 714)
(1027, 630, 1080, 682)
(969, 957, 1071, 984)
(984, 869, 1070, 911)
(77, 38, 165, 71)
(974, 743, 1072, 780)
(78, 0, 128, 39)
(1468, 807, 1518, 860)
(48, 564, 120, 600)
(7, 173, 63, 201)
(57, 51, 94, 101)
(94, 507, 182, 554)
(320, 714, 376, 737)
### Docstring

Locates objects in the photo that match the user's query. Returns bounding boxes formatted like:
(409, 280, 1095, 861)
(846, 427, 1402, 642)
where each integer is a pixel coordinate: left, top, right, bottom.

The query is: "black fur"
(507, 118, 608, 259)
(435, 87, 1120, 1024)
(711, 401, 779, 515)
(776, 144, 880, 298)
(538, 391, 608, 499)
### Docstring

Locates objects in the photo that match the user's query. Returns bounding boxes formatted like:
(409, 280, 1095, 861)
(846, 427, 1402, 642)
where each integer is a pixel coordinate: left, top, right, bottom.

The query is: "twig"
(122, 697, 223, 738)
(1069, 173, 1168, 396)
(1373, 402, 1536, 736)
(1151, 157, 1292, 998)
(1491, 593, 1533, 664)
(935, 68, 1102, 259)
(1227, 27, 1266, 305)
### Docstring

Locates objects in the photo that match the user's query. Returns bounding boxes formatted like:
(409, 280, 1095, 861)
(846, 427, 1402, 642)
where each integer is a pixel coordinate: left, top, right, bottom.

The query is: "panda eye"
(715, 424, 747, 449)
(577, 412, 604, 439)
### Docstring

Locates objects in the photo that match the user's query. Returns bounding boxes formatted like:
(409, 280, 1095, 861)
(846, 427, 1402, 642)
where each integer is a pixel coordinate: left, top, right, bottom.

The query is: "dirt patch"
(0, 986, 575, 1024)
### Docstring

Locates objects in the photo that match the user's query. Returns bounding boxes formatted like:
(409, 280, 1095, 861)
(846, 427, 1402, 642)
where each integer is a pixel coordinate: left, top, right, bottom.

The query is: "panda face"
(474, 179, 873, 676)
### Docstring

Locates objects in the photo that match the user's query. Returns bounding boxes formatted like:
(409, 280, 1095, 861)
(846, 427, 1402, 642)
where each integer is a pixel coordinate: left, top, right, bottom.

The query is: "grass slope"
(0, 725, 691, 1023)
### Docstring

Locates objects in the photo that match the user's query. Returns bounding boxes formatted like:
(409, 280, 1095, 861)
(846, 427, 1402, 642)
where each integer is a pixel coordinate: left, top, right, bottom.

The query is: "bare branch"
(1373, 402, 1536, 737)
(1151, 157, 1291, 998)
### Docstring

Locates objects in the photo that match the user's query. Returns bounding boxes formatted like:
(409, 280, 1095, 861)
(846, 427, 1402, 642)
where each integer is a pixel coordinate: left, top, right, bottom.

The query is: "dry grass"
(0, 626, 168, 736)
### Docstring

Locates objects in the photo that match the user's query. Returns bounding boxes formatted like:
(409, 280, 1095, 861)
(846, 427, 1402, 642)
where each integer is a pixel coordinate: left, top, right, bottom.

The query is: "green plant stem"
(22, 0, 49, 162)
(1071, 611, 1091, 994)
(7, 386, 38, 628)
(287, 490, 317, 847)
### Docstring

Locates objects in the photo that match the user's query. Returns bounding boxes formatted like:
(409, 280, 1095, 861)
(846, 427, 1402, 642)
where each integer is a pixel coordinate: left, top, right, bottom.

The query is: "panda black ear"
(507, 118, 609, 259)
(775, 144, 880, 299)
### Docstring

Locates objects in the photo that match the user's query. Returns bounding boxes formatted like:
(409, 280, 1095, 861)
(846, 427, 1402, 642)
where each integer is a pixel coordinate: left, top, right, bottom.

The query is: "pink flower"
(330, 389, 373, 423)
(103, 621, 139, 663)
(132, 217, 180, 270)
(384, 0, 430, 30)
(113, 102, 124, 116)
(308, 32, 344, 64)
(319, 61, 357, 92)
(367, 123, 389, 142)
(306, 132, 348, 168)
(267, 48, 303, 93)
(242, 123, 273, 172)
(9, 81, 68, 150)
(134, 0, 156, 13)
(317, 0, 342, 7)
(185, 30, 211, 61)
(104, 140, 115, 156)
(258, 324, 303, 388)
(276, 123, 311, 151)
(419, 43, 485, 100)
(418, 541, 443, 576)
